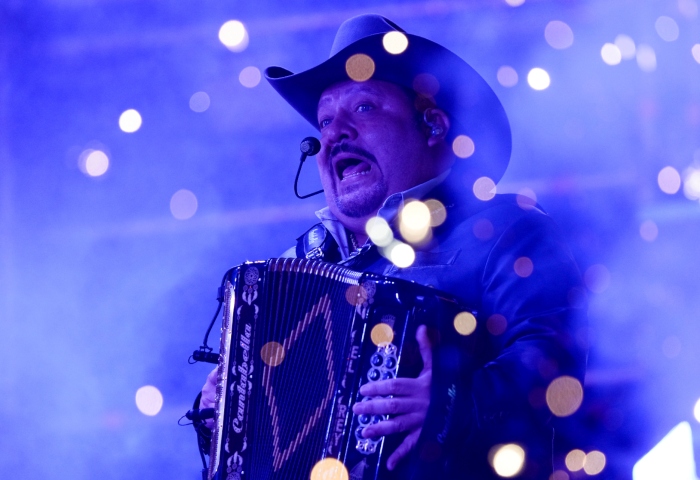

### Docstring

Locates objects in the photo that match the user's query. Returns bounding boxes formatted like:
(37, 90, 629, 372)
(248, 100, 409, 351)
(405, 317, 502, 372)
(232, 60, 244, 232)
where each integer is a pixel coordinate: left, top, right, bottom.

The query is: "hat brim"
(266, 33, 511, 184)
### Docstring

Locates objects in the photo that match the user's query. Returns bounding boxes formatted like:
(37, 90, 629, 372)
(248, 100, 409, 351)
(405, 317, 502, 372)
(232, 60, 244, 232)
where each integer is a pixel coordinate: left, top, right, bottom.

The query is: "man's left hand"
(351, 324, 433, 471)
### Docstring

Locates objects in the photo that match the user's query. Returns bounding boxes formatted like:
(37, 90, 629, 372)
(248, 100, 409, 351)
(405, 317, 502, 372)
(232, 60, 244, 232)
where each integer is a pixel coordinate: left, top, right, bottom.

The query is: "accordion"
(209, 258, 476, 480)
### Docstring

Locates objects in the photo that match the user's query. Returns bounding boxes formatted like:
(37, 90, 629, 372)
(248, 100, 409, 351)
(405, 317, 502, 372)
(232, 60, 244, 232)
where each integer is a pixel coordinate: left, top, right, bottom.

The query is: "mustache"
(328, 143, 377, 164)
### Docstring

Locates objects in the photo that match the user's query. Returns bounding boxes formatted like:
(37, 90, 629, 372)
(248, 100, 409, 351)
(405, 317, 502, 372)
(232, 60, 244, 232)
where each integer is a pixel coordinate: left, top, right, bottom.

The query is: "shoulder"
(279, 245, 297, 258)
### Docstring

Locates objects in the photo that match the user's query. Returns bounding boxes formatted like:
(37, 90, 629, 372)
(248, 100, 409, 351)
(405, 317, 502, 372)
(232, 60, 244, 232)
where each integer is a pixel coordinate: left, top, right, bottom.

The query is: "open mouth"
(335, 157, 372, 181)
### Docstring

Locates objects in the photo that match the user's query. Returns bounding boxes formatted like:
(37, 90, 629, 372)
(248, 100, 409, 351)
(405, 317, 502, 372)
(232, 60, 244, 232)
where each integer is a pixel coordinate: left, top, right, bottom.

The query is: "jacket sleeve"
(454, 209, 587, 476)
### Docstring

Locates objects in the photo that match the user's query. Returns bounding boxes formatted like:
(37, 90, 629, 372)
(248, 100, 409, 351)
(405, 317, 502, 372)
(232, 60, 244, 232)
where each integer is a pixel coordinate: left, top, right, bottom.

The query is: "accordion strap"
(295, 223, 341, 262)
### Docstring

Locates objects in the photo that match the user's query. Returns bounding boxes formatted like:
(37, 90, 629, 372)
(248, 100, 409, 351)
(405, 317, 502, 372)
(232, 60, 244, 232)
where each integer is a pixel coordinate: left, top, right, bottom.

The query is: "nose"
(321, 109, 357, 148)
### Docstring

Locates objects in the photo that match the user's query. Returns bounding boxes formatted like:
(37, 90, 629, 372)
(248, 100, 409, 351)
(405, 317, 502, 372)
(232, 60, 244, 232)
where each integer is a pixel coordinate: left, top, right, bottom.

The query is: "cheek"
(316, 157, 334, 182)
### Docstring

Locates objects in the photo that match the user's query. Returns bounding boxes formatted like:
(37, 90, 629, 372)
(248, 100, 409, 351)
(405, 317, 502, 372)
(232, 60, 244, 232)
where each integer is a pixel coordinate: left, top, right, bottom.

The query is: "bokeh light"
(490, 443, 525, 477)
(135, 385, 163, 416)
(636, 44, 657, 72)
(453, 311, 477, 336)
(412, 73, 440, 97)
(693, 398, 700, 422)
(527, 68, 550, 90)
(679, 0, 699, 17)
(565, 449, 586, 472)
(370, 323, 394, 346)
(504, 0, 525, 6)
(365, 217, 394, 247)
(615, 34, 636, 59)
(486, 314, 507, 335)
(601, 43, 622, 65)
(400, 200, 431, 244)
(219, 20, 248, 52)
(473, 177, 496, 201)
(310, 458, 349, 480)
(583, 451, 606, 475)
(473, 218, 494, 240)
(424, 199, 447, 226)
(584, 264, 611, 294)
(345, 53, 375, 82)
(170, 189, 198, 220)
(239, 66, 261, 88)
(497, 66, 518, 87)
(387, 241, 415, 268)
(658, 166, 681, 194)
(514, 257, 534, 278)
(452, 135, 475, 158)
(516, 188, 537, 210)
(260, 341, 285, 367)
(551, 470, 570, 480)
(639, 220, 658, 242)
(693, 44, 700, 63)
(544, 21, 574, 49)
(344, 284, 368, 306)
(119, 109, 142, 133)
(682, 168, 700, 200)
(382, 31, 408, 54)
(546, 376, 583, 417)
(80, 149, 109, 177)
(655, 16, 680, 42)
(189, 92, 210, 112)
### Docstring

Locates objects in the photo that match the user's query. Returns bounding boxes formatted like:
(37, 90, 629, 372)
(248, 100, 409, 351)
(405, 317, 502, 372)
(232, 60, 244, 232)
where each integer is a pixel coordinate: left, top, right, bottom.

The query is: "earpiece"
(423, 110, 444, 137)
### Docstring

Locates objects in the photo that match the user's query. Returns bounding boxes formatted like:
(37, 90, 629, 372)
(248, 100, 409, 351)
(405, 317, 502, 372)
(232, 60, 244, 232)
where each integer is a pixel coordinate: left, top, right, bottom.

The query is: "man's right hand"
(201, 367, 218, 429)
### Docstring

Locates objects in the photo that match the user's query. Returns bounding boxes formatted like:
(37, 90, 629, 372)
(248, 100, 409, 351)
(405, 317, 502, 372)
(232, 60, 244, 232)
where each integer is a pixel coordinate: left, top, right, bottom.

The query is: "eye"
(356, 103, 373, 113)
(319, 117, 331, 129)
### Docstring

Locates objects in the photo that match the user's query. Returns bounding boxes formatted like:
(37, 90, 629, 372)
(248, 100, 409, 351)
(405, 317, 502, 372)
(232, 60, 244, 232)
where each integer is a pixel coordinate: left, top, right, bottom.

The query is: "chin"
(334, 180, 387, 219)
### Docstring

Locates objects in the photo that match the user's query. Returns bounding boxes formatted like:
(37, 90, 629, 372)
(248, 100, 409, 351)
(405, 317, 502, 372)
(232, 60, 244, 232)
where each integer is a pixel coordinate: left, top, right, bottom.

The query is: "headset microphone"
(294, 137, 324, 199)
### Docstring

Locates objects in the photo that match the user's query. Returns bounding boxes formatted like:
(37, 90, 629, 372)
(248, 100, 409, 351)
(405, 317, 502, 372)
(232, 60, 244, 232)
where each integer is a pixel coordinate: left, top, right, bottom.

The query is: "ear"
(423, 108, 450, 147)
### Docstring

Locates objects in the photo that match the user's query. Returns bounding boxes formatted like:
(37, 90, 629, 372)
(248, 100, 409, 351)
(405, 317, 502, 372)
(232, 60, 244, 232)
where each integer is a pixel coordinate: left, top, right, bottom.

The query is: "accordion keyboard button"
(370, 354, 383, 367)
(368, 368, 381, 382)
(384, 356, 396, 370)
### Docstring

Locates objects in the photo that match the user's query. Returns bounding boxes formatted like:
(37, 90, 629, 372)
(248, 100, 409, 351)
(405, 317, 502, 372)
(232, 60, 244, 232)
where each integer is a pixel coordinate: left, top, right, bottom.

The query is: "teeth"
(343, 170, 370, 180)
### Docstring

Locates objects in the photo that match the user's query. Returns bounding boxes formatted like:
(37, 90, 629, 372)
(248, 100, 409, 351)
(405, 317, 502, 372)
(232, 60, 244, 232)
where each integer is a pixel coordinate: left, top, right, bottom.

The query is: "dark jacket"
(295, 176, 587, 479)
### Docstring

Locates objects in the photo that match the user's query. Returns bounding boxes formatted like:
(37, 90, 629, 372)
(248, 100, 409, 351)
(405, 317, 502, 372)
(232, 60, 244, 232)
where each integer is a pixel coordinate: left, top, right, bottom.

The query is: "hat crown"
(329, 14, 405, 57)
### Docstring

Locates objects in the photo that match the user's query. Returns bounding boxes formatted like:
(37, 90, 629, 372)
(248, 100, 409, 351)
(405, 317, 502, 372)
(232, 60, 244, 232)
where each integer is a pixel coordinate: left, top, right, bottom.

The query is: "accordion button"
(370, 354, 383, 367)
(382, 371, 394, 380)
(359, 414, 371, 425)
(384, 357, 397, 369)
(372, 415, 383, 424)
(356, 426, 365, 439)
(368, 369, 381, 382)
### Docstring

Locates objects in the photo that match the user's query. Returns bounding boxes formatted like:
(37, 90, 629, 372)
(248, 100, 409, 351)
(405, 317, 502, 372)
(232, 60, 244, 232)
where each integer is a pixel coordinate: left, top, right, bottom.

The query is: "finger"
(359, 377, 427, 397)
(352, 397, 428, 416)
(360, 413, 424, 438)
(386, 428, 421, 471)
(200, 367, 219, 408)
(416, 325, 433, 372)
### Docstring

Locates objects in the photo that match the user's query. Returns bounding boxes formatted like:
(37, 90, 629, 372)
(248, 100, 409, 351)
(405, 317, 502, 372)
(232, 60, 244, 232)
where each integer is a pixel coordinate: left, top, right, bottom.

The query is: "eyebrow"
(317, 83, 382, 109)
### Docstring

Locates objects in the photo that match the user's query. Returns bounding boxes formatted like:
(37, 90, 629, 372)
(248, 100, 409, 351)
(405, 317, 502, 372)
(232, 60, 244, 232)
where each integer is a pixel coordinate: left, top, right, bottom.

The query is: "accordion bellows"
(209, 258, 473, 480)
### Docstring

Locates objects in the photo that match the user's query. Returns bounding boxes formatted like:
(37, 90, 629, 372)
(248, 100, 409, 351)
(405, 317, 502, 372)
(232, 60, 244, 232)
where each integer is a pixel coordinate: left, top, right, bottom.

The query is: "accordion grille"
(212, 258, 364, 479)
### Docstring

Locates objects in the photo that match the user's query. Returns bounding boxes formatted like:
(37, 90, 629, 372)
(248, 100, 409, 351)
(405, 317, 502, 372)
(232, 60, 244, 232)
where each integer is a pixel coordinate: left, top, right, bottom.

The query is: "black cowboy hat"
(265, 14, 511, 184)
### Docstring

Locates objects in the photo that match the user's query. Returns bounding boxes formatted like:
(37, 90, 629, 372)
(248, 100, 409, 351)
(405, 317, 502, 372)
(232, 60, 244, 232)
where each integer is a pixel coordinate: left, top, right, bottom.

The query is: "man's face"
(316, 79, 437, 223)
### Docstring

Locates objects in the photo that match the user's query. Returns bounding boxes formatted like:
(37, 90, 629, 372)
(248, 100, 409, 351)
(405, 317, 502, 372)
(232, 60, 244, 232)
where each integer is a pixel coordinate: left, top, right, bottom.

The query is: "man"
(202, 14, 586, 479)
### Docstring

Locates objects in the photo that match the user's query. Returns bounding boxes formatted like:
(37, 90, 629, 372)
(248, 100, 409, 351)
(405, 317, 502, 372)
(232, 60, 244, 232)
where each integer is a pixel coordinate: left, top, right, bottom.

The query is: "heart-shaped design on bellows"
(262, 294, 337, 472)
